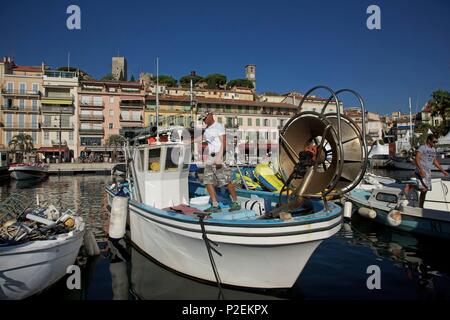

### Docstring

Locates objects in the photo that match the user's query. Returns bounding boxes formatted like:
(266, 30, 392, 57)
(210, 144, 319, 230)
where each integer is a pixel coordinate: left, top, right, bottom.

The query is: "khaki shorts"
(204, 164, 232, 187)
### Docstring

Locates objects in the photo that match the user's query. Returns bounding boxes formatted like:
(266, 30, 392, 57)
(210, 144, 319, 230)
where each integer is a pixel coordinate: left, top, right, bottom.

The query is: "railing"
(41, 105, 74, 114)
(80, 101, 104, 107)
(1, 89, 41, 96)
(41, 123, 74, 129)
(1, 106, 40, 112)
(51, 139, 67, 145)
(44, 70, 77, 78)
(42, 94, 74, 101)
(3, 122, 40, 129)
(120, 101, 144, 108)
(120, 121, 143, 128)
(79, 128, 104, 135)
(79, 114, 104, 121)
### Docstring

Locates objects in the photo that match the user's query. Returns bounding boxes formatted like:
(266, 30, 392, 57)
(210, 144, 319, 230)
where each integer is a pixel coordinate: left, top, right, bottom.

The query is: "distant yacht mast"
(156, 57, 159, 140)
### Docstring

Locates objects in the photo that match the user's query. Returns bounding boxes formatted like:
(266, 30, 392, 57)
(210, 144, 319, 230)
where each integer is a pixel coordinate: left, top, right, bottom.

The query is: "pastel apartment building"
(77, 80, 144, 155)
(40, 69, 79, 161)
(0, 57, 43, 150)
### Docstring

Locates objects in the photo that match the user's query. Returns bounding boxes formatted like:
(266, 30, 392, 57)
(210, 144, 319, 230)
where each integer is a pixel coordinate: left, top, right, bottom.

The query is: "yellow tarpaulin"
(41, 99, 73, 105)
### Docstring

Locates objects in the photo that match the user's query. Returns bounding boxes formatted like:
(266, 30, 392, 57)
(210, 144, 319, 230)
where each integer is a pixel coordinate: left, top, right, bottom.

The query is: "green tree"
(429, 89, 450, 136)
(8, 134, 34, 163)
(179, 74, 204, 87)
(119, 70, 125, 81)
(130, 74, 135, 82)
(226, 79, 254, 89)
(100, 73, 115, 81)
(106, 134, 126, 162)
(153, 75, 177, 87)
(204, 73, 227, 89)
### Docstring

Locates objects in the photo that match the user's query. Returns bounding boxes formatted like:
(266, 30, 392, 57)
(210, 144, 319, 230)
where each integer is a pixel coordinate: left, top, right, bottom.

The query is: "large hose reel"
(278, 86, 368, 199)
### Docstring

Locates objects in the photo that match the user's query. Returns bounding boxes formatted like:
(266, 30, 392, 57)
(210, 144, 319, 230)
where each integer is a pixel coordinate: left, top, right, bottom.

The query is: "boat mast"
(409, 97, 413, 149)
(156, 57, 160, 141)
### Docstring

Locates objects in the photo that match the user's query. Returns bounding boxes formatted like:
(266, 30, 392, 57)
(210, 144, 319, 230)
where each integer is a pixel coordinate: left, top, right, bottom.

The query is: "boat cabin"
(132, 141, 190, 209)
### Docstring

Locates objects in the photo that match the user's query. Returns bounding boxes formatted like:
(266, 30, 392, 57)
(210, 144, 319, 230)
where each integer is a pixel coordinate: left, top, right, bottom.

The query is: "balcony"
(41, 94, 74, 105)
(1, 88, 41, 97)
(120, 101, 144, 109)
(79, 128, 104, 135)
(1, 106, 40, 113)
(41, 105, 74, 114)
(80, 101, 104, 108)
(2, 122, 40, 130)
(44, 70, 77, 79)
(51, 140, 68, 146)
(120, 119, 143, 128)
(41, 123, 74, 130)
(79, 114, 104, 121)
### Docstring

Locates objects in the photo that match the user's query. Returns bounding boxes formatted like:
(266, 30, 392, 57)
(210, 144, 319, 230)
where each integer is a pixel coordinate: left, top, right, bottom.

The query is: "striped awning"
(41, 99, 73, 105)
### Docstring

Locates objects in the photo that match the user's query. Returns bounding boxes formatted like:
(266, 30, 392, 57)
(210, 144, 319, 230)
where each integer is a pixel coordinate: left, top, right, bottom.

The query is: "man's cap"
(199, 110, 213, 121)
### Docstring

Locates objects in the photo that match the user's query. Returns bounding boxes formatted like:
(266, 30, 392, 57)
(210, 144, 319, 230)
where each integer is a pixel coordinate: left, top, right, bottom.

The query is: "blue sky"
(1, 0, 449, 115)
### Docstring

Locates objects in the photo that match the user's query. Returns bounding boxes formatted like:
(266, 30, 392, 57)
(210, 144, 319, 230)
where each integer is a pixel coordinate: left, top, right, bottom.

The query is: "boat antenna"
(409, 97, 413, 150)
(156, 57, 160, 142)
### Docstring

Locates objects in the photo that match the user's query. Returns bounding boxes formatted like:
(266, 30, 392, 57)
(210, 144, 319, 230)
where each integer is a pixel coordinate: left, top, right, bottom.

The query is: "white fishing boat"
(0, 198, 85, 300)
(368, 141, 391, 168)
(117, 85, 368, 289)
(346, 178, 450, 240)
(9, 162, 49, 180)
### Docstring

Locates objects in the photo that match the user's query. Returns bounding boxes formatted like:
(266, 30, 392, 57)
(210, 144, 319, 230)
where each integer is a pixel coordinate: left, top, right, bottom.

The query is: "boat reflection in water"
(10, 176, 48, 189)
(108, 237, 289, 300)
(343, 216, 450, 299)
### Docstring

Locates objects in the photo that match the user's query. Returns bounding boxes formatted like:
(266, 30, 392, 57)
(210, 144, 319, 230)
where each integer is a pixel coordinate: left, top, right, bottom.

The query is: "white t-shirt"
(204, 121, 225, 155)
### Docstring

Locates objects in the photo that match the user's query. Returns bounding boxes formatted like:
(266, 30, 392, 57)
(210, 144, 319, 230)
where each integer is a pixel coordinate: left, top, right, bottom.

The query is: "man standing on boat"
(200, 111, 241, 213)
(414, 134, 448, 207)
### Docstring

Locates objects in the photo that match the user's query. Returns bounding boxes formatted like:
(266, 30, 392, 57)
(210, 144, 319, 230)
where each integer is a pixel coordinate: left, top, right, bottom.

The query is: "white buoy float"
(387, 210, 402, 226)
(109, 196, 128, 239)
(358, 207, 377, 219)
(343, 201, 353, 219)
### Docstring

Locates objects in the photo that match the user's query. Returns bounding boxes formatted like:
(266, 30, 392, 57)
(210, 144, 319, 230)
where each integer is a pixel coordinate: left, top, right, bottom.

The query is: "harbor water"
(1, 171, 450, 300)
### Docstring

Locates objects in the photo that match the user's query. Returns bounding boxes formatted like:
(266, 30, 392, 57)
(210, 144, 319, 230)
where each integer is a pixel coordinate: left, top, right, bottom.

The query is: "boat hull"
(9, 166, 49, 180)
(393, 158, 450, 171)
(0, 231, 84, 300)
(129, 200, 342, 289)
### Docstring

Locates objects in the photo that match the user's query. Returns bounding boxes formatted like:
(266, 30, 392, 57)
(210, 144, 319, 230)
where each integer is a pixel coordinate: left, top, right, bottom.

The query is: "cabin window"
(165, 147, 180, 171)
(148, 148, 161, 172)
(375, 192, 398, 204)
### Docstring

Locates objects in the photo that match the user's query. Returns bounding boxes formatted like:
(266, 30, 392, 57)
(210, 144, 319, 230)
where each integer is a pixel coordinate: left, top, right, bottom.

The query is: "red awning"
(37, 146, 69, 153)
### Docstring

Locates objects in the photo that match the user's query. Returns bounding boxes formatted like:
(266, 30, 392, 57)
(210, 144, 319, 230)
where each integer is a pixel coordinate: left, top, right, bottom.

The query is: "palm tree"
(429, 90, 450, 136)
(106, 134, 126, 162)
(8, 133, 34, 163)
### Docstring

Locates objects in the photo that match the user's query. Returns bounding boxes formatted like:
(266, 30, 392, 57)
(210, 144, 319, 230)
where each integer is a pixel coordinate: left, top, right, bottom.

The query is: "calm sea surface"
(1, 170, 450, 300)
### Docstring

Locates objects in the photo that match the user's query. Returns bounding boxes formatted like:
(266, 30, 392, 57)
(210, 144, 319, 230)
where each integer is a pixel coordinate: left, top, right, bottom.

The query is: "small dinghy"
(0, 193, 85, 300)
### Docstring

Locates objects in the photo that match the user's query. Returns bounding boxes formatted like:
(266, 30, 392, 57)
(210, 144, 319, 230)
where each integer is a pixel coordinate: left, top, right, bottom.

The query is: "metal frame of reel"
(278, 85, 368, 206)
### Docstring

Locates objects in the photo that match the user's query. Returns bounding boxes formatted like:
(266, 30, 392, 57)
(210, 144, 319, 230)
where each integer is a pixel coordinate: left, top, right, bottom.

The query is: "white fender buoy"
(358, 207, 377, 219)
(109, 196, 128, 239)
(84, 229, 100, 256)
(343, 201, 353, 219)
(387, 210, 402, 226)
